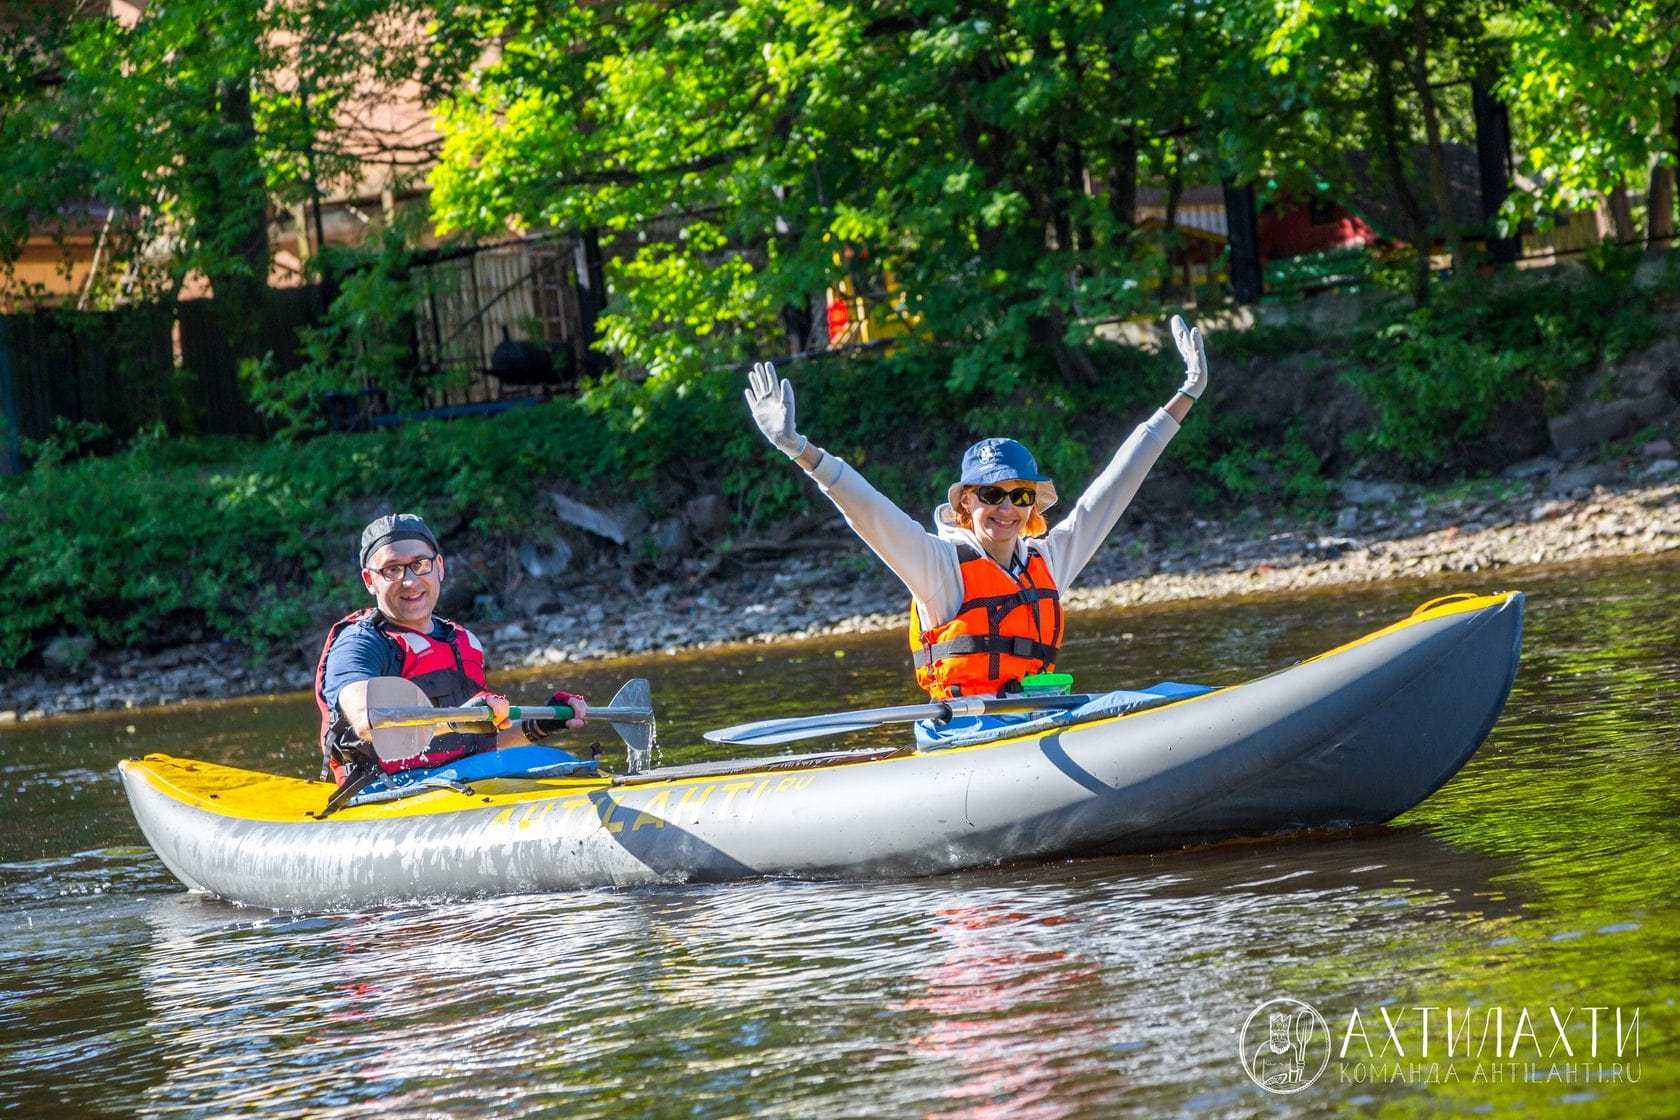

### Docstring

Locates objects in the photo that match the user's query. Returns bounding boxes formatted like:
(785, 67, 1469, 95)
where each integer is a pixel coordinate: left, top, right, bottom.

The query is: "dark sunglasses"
(973, 484, 1037, 508)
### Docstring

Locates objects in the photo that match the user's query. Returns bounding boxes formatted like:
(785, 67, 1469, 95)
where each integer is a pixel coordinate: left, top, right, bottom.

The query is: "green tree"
(1497, 0, 1680, 247)
(1256, 0, 1492, 303)
(429, 0, 1228, 392)
(2, 2, 444, 342)
(0, 1, 104, 301)
(65, 1, 272, 331)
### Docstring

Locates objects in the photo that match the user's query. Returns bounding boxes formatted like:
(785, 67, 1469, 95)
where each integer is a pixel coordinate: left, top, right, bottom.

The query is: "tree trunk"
(202, 77, 270, 358)
(1223, 179, 1264, 305)
(572, 228, 608, 374)
(1471, 77, 1520, 265)
(1607, 183, 1636, 243)
(1058, 36, 1093, 255)
(1109, 129, 1138, 239)
(1160, 140, 1184, 300)
(780, 302, 813, 356)
(1067, 139, 1093, 254)
(1647, 163, 1675, 249)
(1027, 309, 1098, 384)
(1405, 1, 1461, 271)
(1047, 128, 1074, 254)
(1374, 50, 1431, 305)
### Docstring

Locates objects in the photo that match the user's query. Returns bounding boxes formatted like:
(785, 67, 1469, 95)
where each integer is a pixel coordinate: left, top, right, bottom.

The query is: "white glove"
(1170, 314, 1209, 400)
(745, 361, 808, 458)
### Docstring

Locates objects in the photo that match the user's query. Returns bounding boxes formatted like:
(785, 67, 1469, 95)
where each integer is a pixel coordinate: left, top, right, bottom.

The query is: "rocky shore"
(3, 449, 1676, 724)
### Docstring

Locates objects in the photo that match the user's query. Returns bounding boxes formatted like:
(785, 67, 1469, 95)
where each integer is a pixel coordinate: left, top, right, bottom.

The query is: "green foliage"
(0, 398, 619, 667)
(1203, 320, 1319, 362)
(427, 0, 1237, 388)
(1161, 406, 1330, 509)
(1496, 1, 1680, 235)
(1208, 422, 1330, 507)
(0, 2, 97, 279)
(1260, 248, 1418, 302)
(1265, 248, 1364, 300)
(0, 345, 1158, 667)
(7, 0, 1678, 666)
(3, 256, 1657, 666)
(1344, 326, 1532, 469)
(241, 226, 459, 436)
(1343, 268, 1655, 468)
(18, 418, 111, 470)
(2, 0, 442, 311)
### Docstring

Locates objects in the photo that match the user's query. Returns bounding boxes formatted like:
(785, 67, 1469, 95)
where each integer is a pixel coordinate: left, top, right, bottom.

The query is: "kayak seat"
(349, 746, 598, 807)
(916, 681, 1216, 750)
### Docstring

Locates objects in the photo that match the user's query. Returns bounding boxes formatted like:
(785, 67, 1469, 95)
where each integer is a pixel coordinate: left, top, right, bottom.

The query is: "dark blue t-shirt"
(320, 618, 468, 713)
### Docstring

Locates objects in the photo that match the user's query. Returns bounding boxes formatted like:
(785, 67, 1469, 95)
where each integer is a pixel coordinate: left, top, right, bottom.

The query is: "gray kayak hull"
(119, 592, 1524, 911)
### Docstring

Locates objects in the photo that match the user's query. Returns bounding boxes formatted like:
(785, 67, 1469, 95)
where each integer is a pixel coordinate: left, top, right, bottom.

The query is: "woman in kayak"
(745, 316, 1207, 712)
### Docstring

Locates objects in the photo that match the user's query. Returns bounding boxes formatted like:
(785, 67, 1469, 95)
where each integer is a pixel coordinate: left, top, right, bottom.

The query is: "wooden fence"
(0, 289, 327, 472)
(0, 306, 175, 472)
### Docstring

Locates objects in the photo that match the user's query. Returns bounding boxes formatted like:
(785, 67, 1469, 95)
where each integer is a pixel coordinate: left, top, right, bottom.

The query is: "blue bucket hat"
(947, 438, 1058, 512)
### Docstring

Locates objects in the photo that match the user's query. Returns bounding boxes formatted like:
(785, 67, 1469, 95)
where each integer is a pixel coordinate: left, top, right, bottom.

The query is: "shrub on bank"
(2, 263, 1660, 669)
(1344, 257, 1664, 469)
(0, 355, 955, 668)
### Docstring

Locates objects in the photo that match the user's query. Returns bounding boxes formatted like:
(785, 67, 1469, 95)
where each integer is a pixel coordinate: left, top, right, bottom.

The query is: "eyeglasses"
(370, 555, 438, 582)
(973, 484, 1037, 508)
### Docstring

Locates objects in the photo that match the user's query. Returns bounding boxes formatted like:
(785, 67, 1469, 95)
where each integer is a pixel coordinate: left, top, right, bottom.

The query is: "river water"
(3, 559, 1677, 1118)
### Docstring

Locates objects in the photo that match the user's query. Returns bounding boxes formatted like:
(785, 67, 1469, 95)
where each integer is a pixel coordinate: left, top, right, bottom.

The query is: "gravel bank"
(3, 458, 1676, 722)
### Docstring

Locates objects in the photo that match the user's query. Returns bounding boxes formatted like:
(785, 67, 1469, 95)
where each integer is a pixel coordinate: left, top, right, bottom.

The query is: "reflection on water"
(3, 557, 1678, 1117)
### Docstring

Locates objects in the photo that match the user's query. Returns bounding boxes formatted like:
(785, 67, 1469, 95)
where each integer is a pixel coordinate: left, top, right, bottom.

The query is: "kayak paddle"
(703, 694, 1094, 747)
(369, 683, 653, 729)
(367, 677, 655, 764)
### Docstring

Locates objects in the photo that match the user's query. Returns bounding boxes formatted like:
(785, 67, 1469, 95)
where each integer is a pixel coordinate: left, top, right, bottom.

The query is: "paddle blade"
(367, 677, 432, 763)
(704, 717, 889, 746)
(608, 678, 651, 714)
(700, 696, 1088, 747)
(606, 678, 653, 770)
(703, 702, 945, 746)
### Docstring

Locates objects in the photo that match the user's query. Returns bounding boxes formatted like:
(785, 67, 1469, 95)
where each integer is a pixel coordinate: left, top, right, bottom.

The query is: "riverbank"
(3, 451, 1675, 722)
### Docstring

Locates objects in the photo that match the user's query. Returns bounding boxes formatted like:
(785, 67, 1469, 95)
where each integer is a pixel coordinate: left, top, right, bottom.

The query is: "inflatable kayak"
(119, 591, 1523, 911)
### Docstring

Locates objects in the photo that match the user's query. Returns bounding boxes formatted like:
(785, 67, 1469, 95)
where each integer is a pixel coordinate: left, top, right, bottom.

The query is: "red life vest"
(909, 544, 1063, 699)
(314, 608, 495, 785)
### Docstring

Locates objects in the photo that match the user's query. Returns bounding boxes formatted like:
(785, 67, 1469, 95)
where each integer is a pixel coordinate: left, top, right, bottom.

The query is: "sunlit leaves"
(428, 0, 1184, 387)
(1498, 0, 1680, 228)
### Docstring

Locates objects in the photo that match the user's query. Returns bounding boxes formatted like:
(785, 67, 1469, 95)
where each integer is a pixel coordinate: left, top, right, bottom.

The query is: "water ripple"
(3, 560, 1678, 1117)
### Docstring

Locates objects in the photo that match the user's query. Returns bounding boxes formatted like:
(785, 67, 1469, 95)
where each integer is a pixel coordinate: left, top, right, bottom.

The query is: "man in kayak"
(314, 513, 589, 785)
(745, 316, 1206, 715)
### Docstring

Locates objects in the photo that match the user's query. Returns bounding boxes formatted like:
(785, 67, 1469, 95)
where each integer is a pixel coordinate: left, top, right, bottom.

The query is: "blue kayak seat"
(916, 681, 1216, 750)
(350, 746, 598, 807)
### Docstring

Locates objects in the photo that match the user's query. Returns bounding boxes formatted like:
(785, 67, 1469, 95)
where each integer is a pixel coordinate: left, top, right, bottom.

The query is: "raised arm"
(1038, 315, 1208, 586)
(745, 362, 964, 621)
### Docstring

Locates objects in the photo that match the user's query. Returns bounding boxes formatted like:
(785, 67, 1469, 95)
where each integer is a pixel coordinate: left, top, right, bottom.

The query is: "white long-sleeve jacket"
(805, 409, 1180, 628)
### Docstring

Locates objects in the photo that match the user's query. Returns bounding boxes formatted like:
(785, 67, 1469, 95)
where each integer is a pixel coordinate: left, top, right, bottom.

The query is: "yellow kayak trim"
(117, 590, 1519, 826)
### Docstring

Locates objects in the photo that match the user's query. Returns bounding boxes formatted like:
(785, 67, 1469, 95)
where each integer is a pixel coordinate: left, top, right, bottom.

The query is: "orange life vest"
(910, 544, 1063, 699)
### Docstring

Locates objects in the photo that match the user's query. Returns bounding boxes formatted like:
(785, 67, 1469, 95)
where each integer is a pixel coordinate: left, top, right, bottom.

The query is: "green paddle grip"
(506, 705, 575, 722)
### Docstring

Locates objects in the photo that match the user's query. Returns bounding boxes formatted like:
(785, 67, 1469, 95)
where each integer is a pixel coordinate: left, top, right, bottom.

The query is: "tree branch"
(548, 145, 754, 189)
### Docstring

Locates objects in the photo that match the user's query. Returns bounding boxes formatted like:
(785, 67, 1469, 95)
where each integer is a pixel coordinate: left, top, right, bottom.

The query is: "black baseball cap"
(358, 513, 439, 569)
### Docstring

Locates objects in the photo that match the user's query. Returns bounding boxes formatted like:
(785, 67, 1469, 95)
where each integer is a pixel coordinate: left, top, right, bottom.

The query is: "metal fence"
(410, 234, 599, 407)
